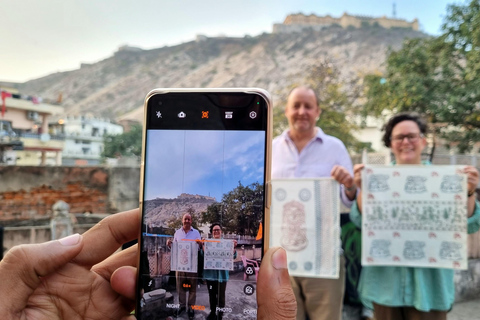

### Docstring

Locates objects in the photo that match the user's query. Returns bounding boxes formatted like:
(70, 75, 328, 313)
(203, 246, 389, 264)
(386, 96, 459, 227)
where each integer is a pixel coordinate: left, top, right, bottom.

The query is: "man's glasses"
(212, 229, 221, 232)
(391, 133, 424, 144)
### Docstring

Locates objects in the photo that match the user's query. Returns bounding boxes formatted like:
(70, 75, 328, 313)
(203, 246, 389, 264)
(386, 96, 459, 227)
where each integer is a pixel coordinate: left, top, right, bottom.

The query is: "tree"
(274, 60, 372, 153)
(200, 182, 264, 237)
(102, 123, 143, 158)
(363, 0, 480, 153)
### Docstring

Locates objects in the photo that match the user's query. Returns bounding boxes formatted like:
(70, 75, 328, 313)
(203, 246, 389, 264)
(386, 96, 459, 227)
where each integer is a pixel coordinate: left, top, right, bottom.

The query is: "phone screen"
(136, 89, 271, 320)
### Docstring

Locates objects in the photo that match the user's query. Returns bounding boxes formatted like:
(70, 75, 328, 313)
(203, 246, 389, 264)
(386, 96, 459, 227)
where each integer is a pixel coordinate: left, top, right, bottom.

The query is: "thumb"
(257, 247, 297, 320)
(0, 233, 84, 311)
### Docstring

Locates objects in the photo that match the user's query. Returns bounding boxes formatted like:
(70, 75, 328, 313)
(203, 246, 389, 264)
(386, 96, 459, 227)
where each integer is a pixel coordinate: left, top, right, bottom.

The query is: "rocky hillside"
(19, 26, 428, 121)
(144, 194, 215, 227)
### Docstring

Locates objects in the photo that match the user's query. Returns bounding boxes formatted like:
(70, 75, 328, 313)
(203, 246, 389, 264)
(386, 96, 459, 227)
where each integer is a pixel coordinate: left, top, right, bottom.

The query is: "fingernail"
(58, 233, 81, 246)
(272, 247, 288, 270)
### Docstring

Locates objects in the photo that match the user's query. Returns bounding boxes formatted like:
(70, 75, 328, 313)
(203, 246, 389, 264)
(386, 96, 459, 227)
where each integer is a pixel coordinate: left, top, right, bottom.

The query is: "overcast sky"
(0, 0, 457, 83)
(144, 130, 265, 200)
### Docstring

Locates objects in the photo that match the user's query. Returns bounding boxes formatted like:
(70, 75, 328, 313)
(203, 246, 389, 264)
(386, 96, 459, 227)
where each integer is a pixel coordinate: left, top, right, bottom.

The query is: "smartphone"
(136, 88, 272, 320)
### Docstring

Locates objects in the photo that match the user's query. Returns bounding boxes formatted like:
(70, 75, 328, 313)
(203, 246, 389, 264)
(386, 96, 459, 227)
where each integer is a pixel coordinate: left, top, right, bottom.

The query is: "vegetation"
(102, 123, 142, 158)
(363, 0, 480, 153)
(200, 182, 264, 237)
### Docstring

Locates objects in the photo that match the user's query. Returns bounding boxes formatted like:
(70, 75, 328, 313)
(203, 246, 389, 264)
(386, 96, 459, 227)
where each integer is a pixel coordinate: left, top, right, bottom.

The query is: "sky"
(0, 0, 458, 83)
(144, 130, 265, 200)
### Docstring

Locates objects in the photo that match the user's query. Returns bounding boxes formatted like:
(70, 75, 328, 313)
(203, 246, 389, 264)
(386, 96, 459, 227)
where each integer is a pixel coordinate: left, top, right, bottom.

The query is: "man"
(169, 213, 202, 319)
(272, 86, 357, 320)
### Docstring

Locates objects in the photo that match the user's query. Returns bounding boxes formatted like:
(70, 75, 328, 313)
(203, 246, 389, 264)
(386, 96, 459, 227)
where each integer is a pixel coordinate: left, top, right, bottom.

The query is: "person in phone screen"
(203, 222, 237, 320)
(167, 213, 202, 319)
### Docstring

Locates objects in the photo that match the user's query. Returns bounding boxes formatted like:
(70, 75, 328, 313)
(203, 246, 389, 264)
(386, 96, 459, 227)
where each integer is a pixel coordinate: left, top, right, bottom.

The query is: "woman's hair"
(382, 112, 428, 148)
(209, 222, 222, 234)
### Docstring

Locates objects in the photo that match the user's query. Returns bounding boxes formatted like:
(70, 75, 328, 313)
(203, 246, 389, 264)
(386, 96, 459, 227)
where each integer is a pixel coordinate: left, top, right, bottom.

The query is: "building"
(0, 84, 64, 165)
(49, 115, 123, 165)
(273, 12, 419, 33)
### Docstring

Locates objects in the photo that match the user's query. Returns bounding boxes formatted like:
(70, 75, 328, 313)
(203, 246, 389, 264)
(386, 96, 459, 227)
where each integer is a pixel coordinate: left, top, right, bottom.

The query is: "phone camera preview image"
(137, 128, 266, 320)
(139, 232, 261, 320)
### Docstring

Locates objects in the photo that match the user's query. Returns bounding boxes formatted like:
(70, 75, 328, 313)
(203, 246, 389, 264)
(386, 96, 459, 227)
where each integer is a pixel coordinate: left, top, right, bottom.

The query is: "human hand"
(353, 164, 365, 191)
(257, 247, 296, 320)
(464, 165, 479, 196)
(0, 208, 140, 320)
(233, 240, 238, 247)
(331, 165, 355, 188)
(112, 247, 297, 319)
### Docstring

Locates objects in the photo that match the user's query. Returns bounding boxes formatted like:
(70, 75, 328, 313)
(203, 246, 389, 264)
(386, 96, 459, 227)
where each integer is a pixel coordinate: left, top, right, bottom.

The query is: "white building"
(353, 114, 389, 153)
(49, 115, 123, 165)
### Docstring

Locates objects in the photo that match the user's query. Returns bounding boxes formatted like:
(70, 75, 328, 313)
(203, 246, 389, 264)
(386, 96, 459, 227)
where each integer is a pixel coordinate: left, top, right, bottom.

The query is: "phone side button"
(266, 181, 271, 209)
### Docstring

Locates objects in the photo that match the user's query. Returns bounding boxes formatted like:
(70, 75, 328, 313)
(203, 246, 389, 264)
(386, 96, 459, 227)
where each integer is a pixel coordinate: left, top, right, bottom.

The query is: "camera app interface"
(138, 93, 267, 320)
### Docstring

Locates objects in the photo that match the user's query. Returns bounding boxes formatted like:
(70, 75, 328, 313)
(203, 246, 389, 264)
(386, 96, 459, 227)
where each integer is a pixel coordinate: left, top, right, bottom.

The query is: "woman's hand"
(464, 165, 479, 196)
(353, 164, 365, 191)
(464, 165, 479, 217)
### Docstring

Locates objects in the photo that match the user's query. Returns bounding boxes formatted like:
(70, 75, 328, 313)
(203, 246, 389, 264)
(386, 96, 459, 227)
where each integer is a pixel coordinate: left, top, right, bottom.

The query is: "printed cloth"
(349, 162, 480, 311)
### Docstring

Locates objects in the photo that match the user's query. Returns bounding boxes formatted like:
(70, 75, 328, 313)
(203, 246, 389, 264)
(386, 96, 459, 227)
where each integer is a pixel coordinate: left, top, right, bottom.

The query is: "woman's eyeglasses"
(391, 133, 424, 144)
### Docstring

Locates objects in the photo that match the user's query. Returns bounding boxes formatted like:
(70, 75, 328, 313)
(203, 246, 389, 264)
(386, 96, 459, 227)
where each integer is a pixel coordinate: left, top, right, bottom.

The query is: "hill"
(144, 193, 216, 228)
(19, 25, 428, 121)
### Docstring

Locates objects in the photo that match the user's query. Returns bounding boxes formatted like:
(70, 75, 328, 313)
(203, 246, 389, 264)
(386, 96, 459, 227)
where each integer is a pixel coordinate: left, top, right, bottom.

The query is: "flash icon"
(156, 111, 162, 118)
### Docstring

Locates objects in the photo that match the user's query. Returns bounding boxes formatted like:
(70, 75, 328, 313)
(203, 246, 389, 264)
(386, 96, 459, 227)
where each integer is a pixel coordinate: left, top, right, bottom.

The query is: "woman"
(350, 113, 480, 319)
(203, 222, 237, 320)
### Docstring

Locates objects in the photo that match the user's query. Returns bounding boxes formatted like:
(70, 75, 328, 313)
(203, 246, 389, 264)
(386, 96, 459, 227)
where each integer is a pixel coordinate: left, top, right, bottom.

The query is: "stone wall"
(275, 12, 419, 33)
(2, 224, 95, 254)
(0, 166, 140, 220)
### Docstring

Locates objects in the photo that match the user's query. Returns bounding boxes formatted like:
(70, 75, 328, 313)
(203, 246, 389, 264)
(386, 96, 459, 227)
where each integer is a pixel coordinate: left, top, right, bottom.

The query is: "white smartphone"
(136, 88, 272, 320)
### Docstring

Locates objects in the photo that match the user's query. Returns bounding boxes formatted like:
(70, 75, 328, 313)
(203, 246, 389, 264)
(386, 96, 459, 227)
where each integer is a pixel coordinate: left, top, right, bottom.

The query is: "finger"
(330, 165, 341, 178)
(0, 234, 83, 313)
(353, 164, 365, 173)
(74, 208, 140, 267)
(111, 266, 137, 300)
(93, 244, 138, 281)
(257, 247, 297, 320)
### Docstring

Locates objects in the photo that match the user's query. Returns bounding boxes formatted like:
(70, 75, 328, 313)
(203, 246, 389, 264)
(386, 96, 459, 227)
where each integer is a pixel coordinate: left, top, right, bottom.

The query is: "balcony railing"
(17, 132, 65, 141)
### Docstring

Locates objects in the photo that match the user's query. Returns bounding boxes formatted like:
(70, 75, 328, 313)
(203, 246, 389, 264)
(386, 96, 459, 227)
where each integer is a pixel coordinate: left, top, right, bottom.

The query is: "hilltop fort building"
(273, 12, 419, 33)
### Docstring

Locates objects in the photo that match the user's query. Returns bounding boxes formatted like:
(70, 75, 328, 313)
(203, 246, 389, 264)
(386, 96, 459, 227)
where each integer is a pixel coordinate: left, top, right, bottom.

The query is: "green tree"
(200, 182, 263, 236)
(102, 123, 143, 158)
(363, 0, 480, 152)
(200, 202, 223, 226)
(274, 60, 371, 153)
(363, 38, 440, 118)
